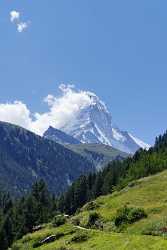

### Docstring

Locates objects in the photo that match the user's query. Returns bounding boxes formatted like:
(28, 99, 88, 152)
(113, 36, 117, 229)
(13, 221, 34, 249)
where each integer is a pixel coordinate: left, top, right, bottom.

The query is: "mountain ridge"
(0, 121, 95, 196)
(44, 126, 81, 145)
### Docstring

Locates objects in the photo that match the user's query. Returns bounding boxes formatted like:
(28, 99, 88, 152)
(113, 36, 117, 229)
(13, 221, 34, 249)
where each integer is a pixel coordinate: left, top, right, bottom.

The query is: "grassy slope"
(12, 170, 167, 250)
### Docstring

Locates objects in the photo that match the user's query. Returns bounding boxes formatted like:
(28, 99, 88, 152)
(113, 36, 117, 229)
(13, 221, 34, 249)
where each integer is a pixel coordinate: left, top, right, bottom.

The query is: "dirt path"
(75, 225, 90, 231)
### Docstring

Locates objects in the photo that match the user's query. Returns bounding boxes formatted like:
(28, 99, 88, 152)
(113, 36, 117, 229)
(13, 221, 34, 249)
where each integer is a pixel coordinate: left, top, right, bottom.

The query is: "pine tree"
(93, 173, 103, 198)
(0, 212, 13, 250)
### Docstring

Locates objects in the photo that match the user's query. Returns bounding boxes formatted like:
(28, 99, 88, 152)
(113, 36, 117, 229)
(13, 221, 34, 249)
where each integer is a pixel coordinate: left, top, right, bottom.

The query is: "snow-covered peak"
(44, 86, 150, 154)
(80, 90, 109, 115)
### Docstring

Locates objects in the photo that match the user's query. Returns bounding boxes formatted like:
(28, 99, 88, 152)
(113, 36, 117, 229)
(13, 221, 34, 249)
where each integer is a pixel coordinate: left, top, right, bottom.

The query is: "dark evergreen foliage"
(0, 180, 56, 250)
(114, 206, 147, 226)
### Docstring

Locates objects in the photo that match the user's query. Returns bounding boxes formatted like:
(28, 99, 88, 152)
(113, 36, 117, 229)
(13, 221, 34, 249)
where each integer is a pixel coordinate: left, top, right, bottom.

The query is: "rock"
(40, 235, 56, 244)
(32, 225, 43, 232)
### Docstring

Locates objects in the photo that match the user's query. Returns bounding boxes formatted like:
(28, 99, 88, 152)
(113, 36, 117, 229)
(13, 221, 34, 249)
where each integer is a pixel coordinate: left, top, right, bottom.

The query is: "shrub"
(55, 232, 65, 239)
(71, 216, 80, 226)
(114, 206, 147, 227)
(128, 207, 147, 223)
(33, 241, 42, 248)
(83, 201, 99, 211)
(52, 214, 66, 227)
(71, 231, 89, 243)
(87, 212, 100, 227)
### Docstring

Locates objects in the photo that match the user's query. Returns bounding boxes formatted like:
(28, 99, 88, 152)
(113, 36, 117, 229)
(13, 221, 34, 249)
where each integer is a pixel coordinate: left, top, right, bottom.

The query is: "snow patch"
(94, 123, 112, 146)
(66, 174, 72, 186)
(128, 133, 150, 150)
(112, 128, 126, 142)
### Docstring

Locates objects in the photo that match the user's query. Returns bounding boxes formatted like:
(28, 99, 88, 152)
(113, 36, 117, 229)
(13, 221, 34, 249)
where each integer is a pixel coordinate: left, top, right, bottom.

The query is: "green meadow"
(12, 170, 167, 250)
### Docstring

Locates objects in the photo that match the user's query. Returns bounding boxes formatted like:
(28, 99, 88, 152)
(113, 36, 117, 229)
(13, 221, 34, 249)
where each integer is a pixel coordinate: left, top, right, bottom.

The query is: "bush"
(52, 214, 66, 227)
(71, 216, 80, 226)
(83, 201, 99, 211)
(114, 206, 147, 227)
(87, 212, 100, 227)
(71, 231, 89, 243)
(55, 232, 65, 239)
(33, 241, 42, 248)
(128, 207, 147, 223)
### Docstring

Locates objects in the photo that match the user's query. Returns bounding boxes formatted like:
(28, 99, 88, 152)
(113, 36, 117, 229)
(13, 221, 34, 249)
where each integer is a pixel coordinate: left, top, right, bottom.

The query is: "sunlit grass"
(12, 170, 167, 250)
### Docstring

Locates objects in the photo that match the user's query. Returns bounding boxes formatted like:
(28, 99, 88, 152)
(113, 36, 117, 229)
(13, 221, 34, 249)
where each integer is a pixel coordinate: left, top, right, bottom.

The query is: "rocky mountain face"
(44, 126, 80, 145)
(0, 121, 95, 196)
(53, 92, 150, 154)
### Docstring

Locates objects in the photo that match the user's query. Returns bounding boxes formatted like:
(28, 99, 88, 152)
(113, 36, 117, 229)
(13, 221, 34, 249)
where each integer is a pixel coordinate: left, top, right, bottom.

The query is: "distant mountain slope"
(44, 126, 80, 145)
(0, 121, 95, 196)
(55, 91, 150, 154)
(44, 127, 129, 169)
(65, 143, 129, 170)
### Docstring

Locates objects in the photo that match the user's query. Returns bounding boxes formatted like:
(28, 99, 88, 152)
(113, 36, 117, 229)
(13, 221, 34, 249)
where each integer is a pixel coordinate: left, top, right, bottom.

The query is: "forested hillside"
(0, 121, 95, 196)
(1, 130, 167, 249)
(58, 130, 167, 214)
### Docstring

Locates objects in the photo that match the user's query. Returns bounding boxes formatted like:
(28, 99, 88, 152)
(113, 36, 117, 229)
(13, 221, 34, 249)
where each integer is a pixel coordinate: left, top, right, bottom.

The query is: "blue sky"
(0, 0, 167, 144)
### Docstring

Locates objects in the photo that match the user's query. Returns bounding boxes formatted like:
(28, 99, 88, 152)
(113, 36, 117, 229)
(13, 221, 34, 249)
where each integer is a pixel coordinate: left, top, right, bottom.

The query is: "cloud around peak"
(0, 85, 94, 136)
(31, 84, 93, 135)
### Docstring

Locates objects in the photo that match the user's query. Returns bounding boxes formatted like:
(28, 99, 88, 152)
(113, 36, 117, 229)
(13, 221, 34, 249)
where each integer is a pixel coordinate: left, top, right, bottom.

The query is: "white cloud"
(17, 22, 29, 33)
(10, 10, 29, 33)
(0, 85, 93, 136)
(30, 85, 92, 135)
(0, 101, 32, 129)
(10, 10, 20, 22)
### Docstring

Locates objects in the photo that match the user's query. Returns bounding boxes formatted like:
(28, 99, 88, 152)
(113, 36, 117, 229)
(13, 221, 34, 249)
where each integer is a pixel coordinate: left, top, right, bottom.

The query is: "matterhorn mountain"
(44, 91, 150, 154)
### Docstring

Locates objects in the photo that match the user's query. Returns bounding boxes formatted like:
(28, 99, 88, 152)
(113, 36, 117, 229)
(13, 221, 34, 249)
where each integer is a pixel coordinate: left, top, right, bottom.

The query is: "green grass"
(12, 226, 167, 250)
(76, 170, 167, 234)
(12, 170, 167, 250)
